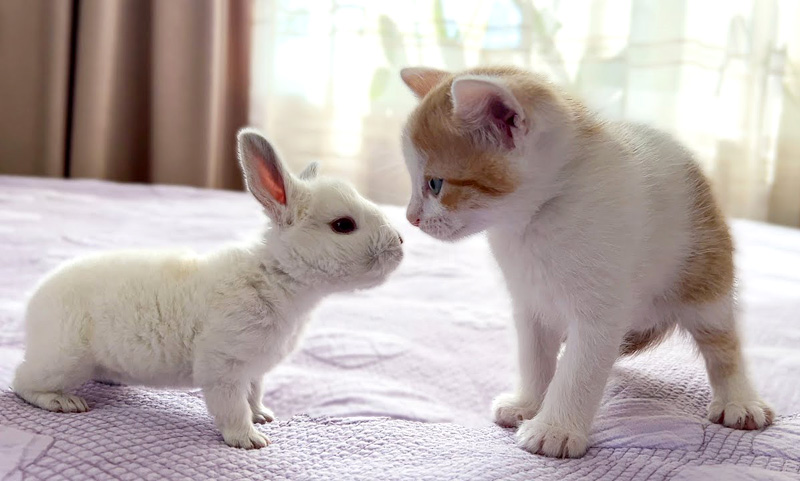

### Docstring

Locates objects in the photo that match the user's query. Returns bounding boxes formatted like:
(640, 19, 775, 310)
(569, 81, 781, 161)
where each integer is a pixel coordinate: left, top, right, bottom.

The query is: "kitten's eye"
(428, 178, 444, 195)
(330, 217, 357, 234)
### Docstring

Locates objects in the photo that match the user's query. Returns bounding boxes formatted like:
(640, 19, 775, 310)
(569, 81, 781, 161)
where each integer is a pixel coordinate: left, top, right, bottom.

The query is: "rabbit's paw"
(222, 427, 270, 449)
(252, 406, 275, 424)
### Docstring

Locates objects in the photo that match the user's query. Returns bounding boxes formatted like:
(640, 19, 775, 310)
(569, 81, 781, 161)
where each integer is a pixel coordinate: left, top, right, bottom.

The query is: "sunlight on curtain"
(249, 0, 800, 226)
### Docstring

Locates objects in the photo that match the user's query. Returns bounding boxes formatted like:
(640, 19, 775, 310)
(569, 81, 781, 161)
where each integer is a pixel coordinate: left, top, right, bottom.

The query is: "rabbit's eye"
(330, 217, 357, 234)
(428, 178, 444, 196)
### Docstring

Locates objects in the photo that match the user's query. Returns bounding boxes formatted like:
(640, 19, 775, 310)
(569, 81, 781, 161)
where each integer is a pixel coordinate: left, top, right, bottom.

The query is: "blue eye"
(428, 178, 444, 195)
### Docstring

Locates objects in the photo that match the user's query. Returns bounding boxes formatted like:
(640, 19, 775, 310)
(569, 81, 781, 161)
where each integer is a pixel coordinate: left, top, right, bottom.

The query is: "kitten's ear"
(237, 128, 298, 225)
(299, 161, 319, 181)
(400, 67, 450, 99)
(451, 76, 526, 150)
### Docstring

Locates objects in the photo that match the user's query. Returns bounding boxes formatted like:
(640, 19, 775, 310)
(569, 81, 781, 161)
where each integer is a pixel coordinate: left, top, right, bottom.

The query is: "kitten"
(399, 66, 773, 458)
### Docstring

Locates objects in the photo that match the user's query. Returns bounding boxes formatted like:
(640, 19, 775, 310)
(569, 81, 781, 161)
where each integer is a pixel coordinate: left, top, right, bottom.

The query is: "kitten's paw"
(517, 418, 589, 458)
(252, 406, 275, 424)
(222, 427, 270, 449)
(492, 392, 539, 428)
(708, 398, 774, 430)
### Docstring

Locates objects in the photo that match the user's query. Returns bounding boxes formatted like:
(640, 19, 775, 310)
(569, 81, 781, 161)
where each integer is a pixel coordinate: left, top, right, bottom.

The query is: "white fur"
(13, 128, 404, 449)
(402, 73, 770, 458)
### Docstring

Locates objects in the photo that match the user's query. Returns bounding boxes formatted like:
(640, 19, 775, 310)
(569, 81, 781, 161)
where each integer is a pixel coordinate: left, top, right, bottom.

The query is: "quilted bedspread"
(0, 175, 798, 481)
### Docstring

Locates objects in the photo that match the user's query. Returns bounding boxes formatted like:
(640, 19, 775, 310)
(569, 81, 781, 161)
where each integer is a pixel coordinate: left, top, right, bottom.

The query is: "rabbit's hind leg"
(13, 355, 93, 412)
(13, 328, 94, 413)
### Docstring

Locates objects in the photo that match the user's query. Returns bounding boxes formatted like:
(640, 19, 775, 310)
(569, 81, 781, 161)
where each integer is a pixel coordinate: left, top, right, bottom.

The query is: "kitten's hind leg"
(680, 295, 774, 430)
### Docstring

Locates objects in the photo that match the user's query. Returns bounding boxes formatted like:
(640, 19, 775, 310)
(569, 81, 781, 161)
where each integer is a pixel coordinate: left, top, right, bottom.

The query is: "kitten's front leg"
(517, 307, 627, 458)
(493, 308, 561, 427)
(248, 376, 275, 424)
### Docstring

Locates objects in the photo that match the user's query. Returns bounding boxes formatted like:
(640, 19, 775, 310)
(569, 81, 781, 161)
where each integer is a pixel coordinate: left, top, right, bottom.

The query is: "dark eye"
(330, 217, 357, 234)
(428, 178, 444, 195)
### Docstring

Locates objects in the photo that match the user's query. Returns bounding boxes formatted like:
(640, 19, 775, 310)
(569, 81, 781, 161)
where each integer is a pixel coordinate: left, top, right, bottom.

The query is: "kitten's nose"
(406, 205, 422, 227)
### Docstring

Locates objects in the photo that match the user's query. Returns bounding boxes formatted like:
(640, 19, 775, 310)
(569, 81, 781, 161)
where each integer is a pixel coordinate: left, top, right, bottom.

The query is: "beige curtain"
(249, 0, 800, 226)
(0, 1, 72, 177)
(0, 0, 251, 190)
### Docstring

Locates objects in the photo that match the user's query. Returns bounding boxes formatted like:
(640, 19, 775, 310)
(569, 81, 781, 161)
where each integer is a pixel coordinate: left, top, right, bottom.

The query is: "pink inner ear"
(256, 159, 286, 205)
(452, 78, 520, 149)
(488, 96, 516, 148)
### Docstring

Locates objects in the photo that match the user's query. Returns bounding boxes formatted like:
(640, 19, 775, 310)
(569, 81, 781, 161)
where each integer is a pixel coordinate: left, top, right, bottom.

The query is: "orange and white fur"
(400, 66, 773, 458)
(13, 129, 404, 449)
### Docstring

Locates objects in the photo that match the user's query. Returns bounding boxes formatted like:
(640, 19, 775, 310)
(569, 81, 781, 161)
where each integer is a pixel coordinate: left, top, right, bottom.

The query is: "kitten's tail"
(619, 325, 676, 356)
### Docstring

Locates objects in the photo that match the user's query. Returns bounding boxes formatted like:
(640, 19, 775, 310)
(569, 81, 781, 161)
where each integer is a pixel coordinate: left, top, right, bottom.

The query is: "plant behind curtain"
(249, 0, 800, 226)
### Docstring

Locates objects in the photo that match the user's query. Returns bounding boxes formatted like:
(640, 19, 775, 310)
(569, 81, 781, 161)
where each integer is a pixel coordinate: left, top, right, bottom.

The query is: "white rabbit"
(12, 128, 404, 449)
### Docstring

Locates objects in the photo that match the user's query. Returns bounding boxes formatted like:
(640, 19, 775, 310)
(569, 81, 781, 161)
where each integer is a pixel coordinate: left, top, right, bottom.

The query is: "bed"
(0, 175, 798, 481)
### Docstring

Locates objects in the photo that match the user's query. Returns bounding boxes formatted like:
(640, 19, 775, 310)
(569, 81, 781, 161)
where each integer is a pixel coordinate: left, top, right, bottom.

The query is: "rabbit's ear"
(237, 128, 299, 225)
(299, 161, 319, 181)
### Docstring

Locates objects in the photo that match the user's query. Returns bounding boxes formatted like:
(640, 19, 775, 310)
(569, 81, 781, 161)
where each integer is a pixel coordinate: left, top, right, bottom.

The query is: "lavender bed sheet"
(0, 175, 798, 480)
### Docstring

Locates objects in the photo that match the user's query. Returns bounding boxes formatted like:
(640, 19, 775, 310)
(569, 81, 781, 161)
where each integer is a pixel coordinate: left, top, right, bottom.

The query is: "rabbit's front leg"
(248, 376, 275, 424)
(197, 355, 269, 449)
(203, 380, 269, 449)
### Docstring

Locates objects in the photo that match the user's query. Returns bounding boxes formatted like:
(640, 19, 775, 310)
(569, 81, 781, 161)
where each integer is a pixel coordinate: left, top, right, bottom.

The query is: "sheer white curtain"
(249, 0, 800, 226)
